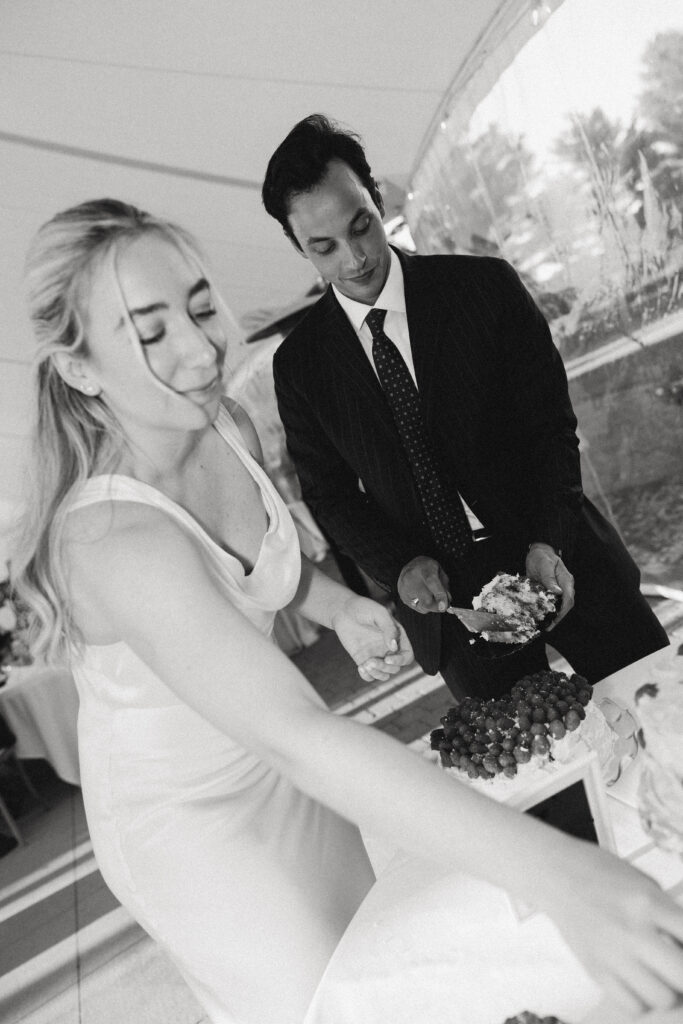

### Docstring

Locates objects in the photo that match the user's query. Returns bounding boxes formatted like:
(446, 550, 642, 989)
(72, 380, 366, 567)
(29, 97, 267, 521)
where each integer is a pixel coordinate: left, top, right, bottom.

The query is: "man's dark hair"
(262, 113, 382, 248)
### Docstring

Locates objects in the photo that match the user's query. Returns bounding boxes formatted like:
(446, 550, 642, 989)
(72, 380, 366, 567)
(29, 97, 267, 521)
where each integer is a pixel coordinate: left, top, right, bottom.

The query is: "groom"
(262, 113, 668, 699)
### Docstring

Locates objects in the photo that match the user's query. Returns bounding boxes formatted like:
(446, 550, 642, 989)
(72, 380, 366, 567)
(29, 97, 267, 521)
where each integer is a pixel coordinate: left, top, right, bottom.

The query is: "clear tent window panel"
(407, 0, 683, 599)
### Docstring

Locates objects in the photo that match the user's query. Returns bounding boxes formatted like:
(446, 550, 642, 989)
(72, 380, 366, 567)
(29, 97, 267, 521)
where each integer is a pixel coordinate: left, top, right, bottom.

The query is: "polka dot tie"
(365, 307, 472, 560)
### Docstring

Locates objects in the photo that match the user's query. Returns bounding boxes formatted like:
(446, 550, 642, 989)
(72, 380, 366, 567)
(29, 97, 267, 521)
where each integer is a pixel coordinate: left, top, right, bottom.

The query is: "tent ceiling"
(1, 0, 507, 345)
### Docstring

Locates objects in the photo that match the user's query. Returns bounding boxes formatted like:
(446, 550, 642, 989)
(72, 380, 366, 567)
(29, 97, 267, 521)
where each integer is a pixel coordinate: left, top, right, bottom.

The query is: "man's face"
(286, 158, 391, 305)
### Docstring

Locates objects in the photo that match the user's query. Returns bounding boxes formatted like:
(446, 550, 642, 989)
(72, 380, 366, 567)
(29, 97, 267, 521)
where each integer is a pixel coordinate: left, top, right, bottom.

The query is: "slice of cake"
(473, 573, 557, 644)
(430, 670, 615, 799)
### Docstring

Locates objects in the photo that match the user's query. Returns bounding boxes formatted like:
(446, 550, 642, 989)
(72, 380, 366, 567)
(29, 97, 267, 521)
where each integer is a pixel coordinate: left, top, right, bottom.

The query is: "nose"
(182, 316, 220, 367)
(343, 241, 367, 274)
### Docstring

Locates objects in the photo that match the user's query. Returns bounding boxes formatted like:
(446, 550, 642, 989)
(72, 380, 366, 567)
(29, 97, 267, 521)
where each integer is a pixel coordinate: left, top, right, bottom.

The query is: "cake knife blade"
(446, 607, 516, 633)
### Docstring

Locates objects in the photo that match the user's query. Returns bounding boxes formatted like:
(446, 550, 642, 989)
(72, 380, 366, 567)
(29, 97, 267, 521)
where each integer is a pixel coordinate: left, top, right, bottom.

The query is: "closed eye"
(311, 243, 335, 257)
(139, 329, 165, 346)
(193, 307, 217, 322)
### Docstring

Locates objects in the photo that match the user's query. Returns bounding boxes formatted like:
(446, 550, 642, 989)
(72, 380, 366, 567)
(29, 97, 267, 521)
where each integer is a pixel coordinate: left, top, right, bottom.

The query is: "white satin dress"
(67, 407, 374, 1024)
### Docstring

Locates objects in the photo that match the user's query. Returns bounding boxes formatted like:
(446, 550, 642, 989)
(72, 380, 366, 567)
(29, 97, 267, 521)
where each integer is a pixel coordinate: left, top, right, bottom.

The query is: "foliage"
(0, 579, 33, 669)
(412, 30, 683, 362)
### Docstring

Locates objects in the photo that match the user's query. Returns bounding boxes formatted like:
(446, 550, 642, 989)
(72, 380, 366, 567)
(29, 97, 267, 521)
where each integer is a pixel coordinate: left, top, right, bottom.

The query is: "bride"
(13, 199, 683, 1024)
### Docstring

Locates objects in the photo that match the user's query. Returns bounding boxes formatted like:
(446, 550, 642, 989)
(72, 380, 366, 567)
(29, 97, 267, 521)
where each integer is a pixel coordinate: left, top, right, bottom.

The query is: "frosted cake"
(472, 573, 557, 644)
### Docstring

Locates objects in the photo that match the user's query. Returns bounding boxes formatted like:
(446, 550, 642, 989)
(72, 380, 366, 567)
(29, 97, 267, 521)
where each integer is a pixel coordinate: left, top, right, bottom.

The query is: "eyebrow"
(116, 278, 211, 328)
(306, 209, 369, 246)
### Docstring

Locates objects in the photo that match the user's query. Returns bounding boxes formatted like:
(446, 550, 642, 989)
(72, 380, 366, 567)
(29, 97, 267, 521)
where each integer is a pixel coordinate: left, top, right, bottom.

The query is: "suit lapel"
(317, 288, 398, 432)
(399, 251, 448, 417)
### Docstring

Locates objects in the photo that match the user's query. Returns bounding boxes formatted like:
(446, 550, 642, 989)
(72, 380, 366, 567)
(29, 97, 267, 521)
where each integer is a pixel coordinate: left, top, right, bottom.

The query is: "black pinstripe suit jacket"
(273, 249, 585, 673)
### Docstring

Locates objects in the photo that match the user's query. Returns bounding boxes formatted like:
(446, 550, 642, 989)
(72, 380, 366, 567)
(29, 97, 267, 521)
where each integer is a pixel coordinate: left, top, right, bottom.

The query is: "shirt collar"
(332, 248, 406, 332)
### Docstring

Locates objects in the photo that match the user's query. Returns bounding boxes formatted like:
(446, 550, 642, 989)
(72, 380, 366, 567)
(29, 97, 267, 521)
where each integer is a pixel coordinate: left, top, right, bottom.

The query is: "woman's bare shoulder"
(63, 498, 201, 585)
(63, 499, 210, 643)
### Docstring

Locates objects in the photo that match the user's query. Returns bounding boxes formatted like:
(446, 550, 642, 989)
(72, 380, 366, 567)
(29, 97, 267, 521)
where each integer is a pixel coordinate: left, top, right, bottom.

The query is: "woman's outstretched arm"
(67, 509, 683, 1017)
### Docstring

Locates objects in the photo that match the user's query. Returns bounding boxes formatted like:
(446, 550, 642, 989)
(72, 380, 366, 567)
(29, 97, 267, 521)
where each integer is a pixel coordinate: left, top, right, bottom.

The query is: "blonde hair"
(12, 199, 217, 663)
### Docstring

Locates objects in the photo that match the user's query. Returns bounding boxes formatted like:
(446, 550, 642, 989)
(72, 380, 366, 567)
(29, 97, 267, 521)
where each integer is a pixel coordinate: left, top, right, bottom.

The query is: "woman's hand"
(539, 842, 683, 1016)
(331, 596, 414, 682)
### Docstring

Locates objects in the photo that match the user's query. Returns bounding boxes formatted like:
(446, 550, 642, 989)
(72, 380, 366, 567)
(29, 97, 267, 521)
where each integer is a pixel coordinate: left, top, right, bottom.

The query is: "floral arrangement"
(0, 576, 32, 670)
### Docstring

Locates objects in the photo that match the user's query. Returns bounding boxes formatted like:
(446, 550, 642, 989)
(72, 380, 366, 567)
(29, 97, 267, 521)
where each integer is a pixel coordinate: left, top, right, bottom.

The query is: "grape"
(548, 719, 566, 740)
(503, 764, 518, 779)
(531, 707, 547, 723)
(564, 709, 581, 731)
(430, 728, 445, 749)
(513, 746, 532, 763)
(531, 734, 550, 755)
(530, 722, 548, 736)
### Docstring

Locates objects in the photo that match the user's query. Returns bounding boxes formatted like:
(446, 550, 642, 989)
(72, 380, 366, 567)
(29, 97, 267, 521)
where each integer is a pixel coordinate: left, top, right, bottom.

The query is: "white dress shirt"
(332, 250, 485, 534)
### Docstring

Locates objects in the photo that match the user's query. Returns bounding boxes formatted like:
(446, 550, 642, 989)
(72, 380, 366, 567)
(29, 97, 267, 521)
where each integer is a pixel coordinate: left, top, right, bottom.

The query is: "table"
(0, 663, 80, 785)
(304, 646, 683, 1024)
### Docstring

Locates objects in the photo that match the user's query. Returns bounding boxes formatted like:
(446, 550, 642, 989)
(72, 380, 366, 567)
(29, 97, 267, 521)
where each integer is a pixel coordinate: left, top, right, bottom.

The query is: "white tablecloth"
(0, 663, 80, 785)
(304, 646, 683, 1024)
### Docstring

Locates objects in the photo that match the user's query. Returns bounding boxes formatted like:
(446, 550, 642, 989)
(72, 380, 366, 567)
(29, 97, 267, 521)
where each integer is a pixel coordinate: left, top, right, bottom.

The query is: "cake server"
(446, 606, 516, 633)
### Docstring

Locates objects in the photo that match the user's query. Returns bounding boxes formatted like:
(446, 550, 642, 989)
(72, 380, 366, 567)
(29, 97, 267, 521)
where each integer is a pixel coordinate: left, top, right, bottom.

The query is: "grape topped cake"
(430, 669, 613, 794)
(473, 572, 557, 644)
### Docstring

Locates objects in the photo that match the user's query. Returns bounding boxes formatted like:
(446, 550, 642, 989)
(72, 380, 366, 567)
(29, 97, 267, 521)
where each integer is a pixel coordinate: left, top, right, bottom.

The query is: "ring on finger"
(411, 597, 420, 606)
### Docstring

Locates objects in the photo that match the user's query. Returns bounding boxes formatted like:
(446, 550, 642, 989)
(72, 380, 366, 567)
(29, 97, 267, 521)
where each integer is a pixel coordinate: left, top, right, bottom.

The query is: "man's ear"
(51, 351, 102, 397)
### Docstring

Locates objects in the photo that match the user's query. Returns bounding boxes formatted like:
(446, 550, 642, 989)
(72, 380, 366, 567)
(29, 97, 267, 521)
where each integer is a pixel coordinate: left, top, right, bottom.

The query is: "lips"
(185, 376, 219, 395)
(346, 265, 376, 283)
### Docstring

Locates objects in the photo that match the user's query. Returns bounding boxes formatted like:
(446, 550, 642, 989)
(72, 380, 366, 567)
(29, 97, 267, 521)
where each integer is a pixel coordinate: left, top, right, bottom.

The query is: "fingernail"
(438, 601, 446, 612)
(389, 638, 398, 651)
